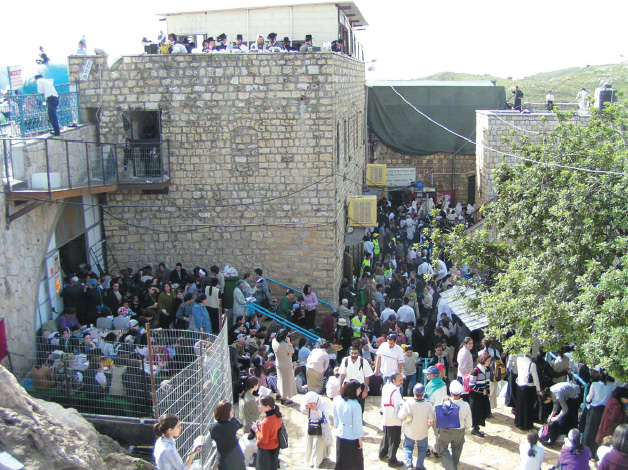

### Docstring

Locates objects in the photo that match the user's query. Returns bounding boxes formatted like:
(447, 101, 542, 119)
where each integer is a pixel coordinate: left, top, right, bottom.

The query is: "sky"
(2, 0, 628, 83)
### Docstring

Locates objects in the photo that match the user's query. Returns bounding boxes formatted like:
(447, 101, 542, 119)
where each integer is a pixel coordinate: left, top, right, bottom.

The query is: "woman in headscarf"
(300, 391, 332, 468)
(271, 329, 297, 404)
(597, 387, 628, 446)
(557, 429, 592, 469)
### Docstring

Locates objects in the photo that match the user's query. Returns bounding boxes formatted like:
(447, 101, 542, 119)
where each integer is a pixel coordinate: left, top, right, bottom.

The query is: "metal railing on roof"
(265, 277, 336, 311)
(3, 82, 81, 137)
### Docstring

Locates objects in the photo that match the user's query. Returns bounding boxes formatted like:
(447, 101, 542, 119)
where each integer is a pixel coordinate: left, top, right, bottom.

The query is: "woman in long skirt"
(332, 380, 364, 470)
(469, 353, 492, 437)
(514, 354, 541, 430)
(272, 329, 297, 404)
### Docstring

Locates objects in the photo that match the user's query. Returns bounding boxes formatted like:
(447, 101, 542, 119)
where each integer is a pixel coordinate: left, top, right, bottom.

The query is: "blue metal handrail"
(265, 277, 336, 310)
(248, 302, 322, 343)
(545, 351, 590, 409)
(5, 82, 81, 136)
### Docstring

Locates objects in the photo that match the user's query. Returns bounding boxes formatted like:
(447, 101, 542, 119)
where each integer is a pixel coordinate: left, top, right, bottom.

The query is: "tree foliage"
(436, 105, 628, 380)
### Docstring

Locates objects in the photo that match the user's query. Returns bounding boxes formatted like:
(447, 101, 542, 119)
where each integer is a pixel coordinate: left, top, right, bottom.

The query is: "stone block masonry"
(70, 53, 366, 304)
(475, 111, 590, 207)
(373, 144, 476, 205)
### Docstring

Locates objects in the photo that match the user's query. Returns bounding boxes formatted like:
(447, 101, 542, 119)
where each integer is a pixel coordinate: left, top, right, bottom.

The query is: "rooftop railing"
(3, 82, 81, 137)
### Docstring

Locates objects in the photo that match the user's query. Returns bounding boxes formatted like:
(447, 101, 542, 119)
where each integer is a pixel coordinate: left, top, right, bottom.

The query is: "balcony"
(1, 83, 81, 137)
(1, 134, 171, 203)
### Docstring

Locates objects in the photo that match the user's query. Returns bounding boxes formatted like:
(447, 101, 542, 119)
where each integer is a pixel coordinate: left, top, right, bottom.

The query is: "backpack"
(277, 422, 289, 449)
(489, 349, 506, 382)
(435, 398, 461, 429)
(462, 373, 473, 393)
(343, 356, 364, 370)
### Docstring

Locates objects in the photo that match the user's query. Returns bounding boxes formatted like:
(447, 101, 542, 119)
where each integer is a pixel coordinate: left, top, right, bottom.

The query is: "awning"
(438, 286, 487, 331)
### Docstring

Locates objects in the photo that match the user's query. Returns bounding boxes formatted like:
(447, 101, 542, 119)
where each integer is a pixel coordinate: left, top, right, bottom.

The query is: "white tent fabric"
(438, 287, 487, 331)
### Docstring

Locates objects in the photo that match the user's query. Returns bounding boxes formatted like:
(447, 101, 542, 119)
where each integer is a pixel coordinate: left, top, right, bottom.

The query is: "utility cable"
(389, 86, 628, 177)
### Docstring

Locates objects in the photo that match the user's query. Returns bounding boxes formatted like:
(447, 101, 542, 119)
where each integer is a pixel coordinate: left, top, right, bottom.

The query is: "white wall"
(166, 4, 339, 46)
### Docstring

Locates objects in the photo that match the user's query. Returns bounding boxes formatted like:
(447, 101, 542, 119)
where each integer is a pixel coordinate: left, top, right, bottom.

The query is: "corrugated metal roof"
(439, 287, 487, 331)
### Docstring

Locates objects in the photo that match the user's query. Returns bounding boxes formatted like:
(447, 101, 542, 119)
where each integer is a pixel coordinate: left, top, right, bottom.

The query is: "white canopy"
(438, 286, 487, 331)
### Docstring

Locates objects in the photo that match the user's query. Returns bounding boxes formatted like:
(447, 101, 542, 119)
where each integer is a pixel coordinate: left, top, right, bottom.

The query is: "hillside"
(423, 62, 628, 105)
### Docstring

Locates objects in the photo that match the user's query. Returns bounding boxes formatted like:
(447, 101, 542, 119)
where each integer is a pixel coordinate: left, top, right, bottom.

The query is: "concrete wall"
(475, 111, 590, 207)
(165, 3, 339, 46)
(0, 125, 96, 376)
(373, 143, 476, 205)
(69, 52, 366, 304)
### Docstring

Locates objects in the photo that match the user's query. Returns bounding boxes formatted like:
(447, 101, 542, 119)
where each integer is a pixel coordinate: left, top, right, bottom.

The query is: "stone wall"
(373, 143, 476, 205)
(69, 53, 366, 304)
(475, 111, 590, 207)
(0, 125, 95, 376)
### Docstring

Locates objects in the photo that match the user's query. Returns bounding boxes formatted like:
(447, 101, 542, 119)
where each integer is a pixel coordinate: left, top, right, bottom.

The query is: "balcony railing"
(2, 137, 170, 197)
(3, 83, 81, 137)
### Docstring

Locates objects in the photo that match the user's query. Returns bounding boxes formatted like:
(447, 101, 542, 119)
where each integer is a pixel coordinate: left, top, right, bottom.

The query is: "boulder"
(0, 364, 153, 469)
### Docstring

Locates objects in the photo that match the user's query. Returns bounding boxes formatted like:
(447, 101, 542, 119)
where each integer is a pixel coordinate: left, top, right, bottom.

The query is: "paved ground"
(244, 393, 596, 470)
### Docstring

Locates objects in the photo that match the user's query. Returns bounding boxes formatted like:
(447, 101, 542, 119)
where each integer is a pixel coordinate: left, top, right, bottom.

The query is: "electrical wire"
(389, 86, 628, 177)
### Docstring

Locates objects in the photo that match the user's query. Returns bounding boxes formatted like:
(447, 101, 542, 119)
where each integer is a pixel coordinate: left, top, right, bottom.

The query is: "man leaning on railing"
(35, 74, 60, 136)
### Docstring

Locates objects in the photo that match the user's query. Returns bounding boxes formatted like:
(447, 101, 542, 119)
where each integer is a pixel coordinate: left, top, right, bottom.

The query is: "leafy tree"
(435, 105, 628, 380)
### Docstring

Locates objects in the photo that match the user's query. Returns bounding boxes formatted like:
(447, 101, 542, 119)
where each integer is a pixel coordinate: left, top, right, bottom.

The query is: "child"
(405, 321, 414, 341)
(295, 365, 307, 394)
(325, 367, 341, 399)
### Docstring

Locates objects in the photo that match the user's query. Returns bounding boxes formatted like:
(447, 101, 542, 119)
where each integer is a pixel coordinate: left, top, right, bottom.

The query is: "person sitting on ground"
(557, 429, 592, 470)
(519, 429, 545, 470)
(57, 307, 82, 331)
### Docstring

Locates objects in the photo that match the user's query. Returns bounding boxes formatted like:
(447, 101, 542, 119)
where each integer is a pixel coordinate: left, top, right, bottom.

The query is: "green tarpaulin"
(367, 83, 507, 156)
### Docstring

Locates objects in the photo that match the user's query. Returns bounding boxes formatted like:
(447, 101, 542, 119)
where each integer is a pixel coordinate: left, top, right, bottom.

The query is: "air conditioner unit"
(366, 164, 386, 186)
(348, 195, 377, 227)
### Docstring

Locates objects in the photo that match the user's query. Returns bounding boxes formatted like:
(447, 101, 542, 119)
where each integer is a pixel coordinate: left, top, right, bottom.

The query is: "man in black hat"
(216, 33, 228, 51)
(234, 34, 248, 52)
(281, 36, 294, 51)
(204, 37, 216, 52)
(265, 32, 279, 50)
(299, 34, 313, 52)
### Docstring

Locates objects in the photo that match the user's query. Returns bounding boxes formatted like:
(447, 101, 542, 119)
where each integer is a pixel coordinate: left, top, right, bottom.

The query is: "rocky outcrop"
(0, 364, 153, 469)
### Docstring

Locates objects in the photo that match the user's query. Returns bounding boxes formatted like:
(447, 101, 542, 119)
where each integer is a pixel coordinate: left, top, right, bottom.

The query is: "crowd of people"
(33, 194, 628, 469)
(153, 31, 348, 55)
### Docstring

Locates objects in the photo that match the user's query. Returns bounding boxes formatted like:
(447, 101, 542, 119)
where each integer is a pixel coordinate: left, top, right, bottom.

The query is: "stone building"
(368, 80, 507, 207)
(475, 110, 590, 207)
(68, 51, 366, 306)
(160, 1, 367, 58)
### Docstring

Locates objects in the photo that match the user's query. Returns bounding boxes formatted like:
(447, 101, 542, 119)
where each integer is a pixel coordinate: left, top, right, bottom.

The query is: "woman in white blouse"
(153, 414, 202, 469)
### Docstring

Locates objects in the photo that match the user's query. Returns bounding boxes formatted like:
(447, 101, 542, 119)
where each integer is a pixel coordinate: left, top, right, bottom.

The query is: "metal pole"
(65, 140, 72, 189)
(198, 340, 205, 468)
(45, 139, 52, 197)
(100, 143, 106, 184)
(146, 323, 159, 421)
(114, 144, 119, 184)
(86, 142, 92, 187)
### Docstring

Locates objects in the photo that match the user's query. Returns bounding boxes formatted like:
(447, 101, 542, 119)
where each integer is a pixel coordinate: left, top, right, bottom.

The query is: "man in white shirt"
(364, 237, 375, 257)
(396, 297, 416, 325)
(437, 380, 472, 470)
(338, 345, 373, 412)
(375, 334, 405, 384)
(380, 372, 405, 467)
(305, 342, 330, 394)
(417, 260, 434, 276)
(398, 383, 435, 470)
(381, 302, 397, 324)
(35, 74, 60, 136)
